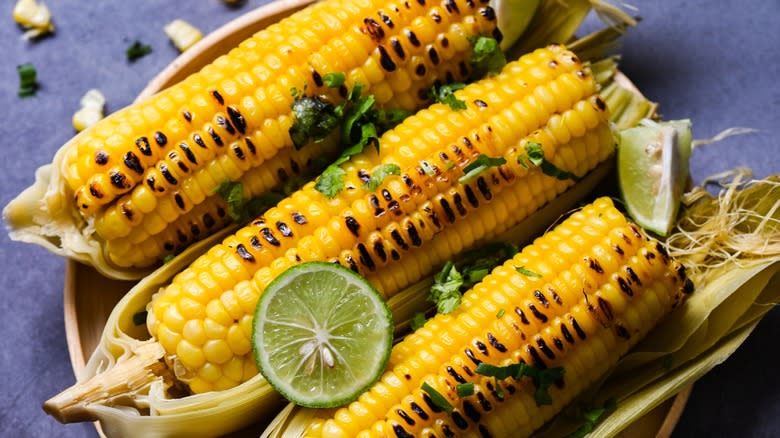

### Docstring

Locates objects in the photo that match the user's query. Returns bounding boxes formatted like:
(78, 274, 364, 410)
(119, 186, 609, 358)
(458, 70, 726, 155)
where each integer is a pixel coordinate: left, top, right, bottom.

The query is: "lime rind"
(252, 262, 393, 408)
(618, 119, 692, 236)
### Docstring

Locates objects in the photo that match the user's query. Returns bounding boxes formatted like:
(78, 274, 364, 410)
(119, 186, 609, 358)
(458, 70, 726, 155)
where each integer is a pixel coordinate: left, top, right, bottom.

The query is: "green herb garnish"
(363, 163, 401, 191)
(429, 261, 464, 314)
(459, 154, 507, 184)
(470, 36, 506, 78)
(421, 382, 453, 413)
(289, 95, 340, 149)
(494, 377, 505, 401)
(430, 82, 467, 110)
(565, 399, 617, 438)
(410, 312, 427, 331)
(17, 63, 38, 97)
(420, 160, 437, 176)
(215, 181, 280, 222)
(314, 165, 347, 199)
(323, 72, 345, 88)
(456, 382, 475, 397)
(475, 362, 565, 406)
(126, 40, 152, 61)
(162, 254, 175, 264)
(373, 108, 413, 131)
(132, 310, 148, 326)
(519, 142, 581, 181)
(496, 309, 505, 319)
(516, 266, 542, 278)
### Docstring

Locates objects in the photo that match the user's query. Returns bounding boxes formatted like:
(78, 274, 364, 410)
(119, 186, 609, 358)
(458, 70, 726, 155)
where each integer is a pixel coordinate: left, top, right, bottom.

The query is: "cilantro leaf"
(496, 309, 505, 318)
(132, 310, 148, 326)
(459, 154, 507, 184)
(516, 266, 542, 278)
(289, 95, 340, 149)
(421, 382, 453, 413)
(215, 181, 279, 222)
(533, 367, 565, 406)
(475, 362, 565, 406)
(162, 254, 175, 264)
(373, 108, 413, 131)
(564, 399, 617, 438)
(456, 382, 475, 397)
(410, 312, 427, 331)
(315, 165, 346, 198)
(17, 63, 38, 97)
(430, 83, 467, 110)
(470, 36, 506, 78)
(429, 261, 464, 314)
(363, 163, 401, 191)
(126, 40, 153, 61)
(520, 142, 581, 181)
(323, 72, 345, 88)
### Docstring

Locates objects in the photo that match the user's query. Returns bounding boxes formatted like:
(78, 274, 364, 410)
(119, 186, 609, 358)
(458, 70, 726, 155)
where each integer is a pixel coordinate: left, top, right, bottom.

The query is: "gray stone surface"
(0, 0, 776, 437)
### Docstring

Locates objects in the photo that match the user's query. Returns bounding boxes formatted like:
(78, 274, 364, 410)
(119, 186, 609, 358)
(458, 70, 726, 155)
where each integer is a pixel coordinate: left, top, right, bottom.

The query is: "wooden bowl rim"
(62, 0, 692, 435)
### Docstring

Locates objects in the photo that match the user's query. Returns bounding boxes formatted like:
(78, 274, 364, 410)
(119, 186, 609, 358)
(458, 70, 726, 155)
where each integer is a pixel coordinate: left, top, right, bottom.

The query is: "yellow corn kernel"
(13, 0, 53, 39)
(72, 89, 106, 132)
(164, 19, 203, 53)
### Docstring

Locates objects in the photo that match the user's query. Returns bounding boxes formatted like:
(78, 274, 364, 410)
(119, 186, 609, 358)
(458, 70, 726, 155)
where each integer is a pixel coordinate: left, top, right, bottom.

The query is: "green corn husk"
(533, 174, 780, 437)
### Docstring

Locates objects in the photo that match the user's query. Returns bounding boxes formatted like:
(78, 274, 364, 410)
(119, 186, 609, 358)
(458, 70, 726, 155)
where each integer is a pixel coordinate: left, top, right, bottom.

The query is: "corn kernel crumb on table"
(0, 0, 777, 436)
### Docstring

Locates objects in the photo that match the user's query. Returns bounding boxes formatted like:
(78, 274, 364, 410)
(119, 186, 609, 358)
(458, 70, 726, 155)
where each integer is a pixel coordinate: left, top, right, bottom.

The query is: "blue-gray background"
(0, 0, 777, 436)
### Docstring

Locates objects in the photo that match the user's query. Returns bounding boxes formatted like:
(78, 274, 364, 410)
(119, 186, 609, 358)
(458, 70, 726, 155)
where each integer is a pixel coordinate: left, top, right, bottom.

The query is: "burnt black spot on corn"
(378, 45, 397, 72)
(261, 228, 280, 246)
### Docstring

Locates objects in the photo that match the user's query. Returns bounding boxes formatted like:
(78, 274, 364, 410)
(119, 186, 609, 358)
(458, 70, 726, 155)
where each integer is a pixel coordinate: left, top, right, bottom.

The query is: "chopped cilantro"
(456, 382, 475, 397)
(215, 181, 279, 222)
(410, 312, 427, 331)
(565, 399, 617, 438)
(289, 95, 340, 149)
(496, 309, 505, 319)
(17, 63, 38, 97)
(430, 82, 467, 110)
(126, 40, 152, 61)
(519, 142, 581, 181)
(470, 36, 506, 78)
(516, 266, 542, 278)
(314, 165, 346, 198)
(132, 310, 148, 326)
(373, 108, 413, 131)
(323, 72, 345, 88)
(476, 362, 565, 406)
(421, 382, 453, 413)
(494, 377, 505, 401)
(162, 254, 175, 264)
(420, 160, 437, 176)
(363, 163, 401, 191)
(429, 261, 464, 314)
(459, 154, 507, 184)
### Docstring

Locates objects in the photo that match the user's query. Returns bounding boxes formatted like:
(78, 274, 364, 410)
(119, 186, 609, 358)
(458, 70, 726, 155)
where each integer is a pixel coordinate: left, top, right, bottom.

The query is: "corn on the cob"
(303, 197, 691, 437)
(146, 44, 616, 394)
(8, 0, 501, 273)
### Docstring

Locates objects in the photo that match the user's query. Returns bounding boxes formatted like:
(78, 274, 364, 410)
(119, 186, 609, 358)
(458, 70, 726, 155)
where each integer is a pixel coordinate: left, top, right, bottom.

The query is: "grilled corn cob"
(145, 44, 616, 394)
(5, 0, 499, 277)
(302, 197, 691, 437)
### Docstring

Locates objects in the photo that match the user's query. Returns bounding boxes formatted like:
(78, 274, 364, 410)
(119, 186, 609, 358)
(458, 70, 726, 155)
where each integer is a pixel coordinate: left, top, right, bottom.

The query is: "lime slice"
(618, 119, 692, 236)
(252, 262, 393, 408)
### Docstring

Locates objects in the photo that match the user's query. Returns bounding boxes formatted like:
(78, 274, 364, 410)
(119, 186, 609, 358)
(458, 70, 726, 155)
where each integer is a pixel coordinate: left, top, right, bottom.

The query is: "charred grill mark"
(527, 345, 547, 369)
(382, 189, 393, 201)
(236, 244, 255, 262)
(527, 303, 548, 322)
(216, 115, 236, 135)
(211, 89, 225, 105)
(179, 143, 198, 164)
(444, 0, 460, 14)
(344, 253, 359, 272)
(479, 6, 496, 20)
(474, 340, 488, 356)
(458, 60, 469, 78)
(514, 306, 530, 325)
(227, 106, 247, 135)
(278, 168, 289, 182)
(177, 230, 188, 243)
(249, 236, 262, 250)
(407, 222, 422, 246)
(390, 37, 406, 60)
(245, 138, 256, 155)
(676, 264, 687, 281)
(656, 241, 670, 262)
(378, 10, 394, 28)
(561, 323, 574, 343)
(537, 337, 556, 359)
(479, 424, 493, 438)
(391, 229, 409, 250)
(487, 333, 507, 353)
(410, 402, 429, 420)
(569, 315, 587, 339)
(447, 366, 467, 383)
(182, 110, 192, 122)
(390, 249, 401, 260)
(427, 46, 440, 65)
(451, 411, 468, 430)
(357, 169, 371, 182)
(415, 63, 426, 76)
(120, 204, 133, 220)
(477, 392, 492, 411)
(357, 243, 376, 270)
(630, 223, 644, 239)
(135, 137, 152, 156)
(396, 409, 415, 426)
(311, 69, 323, 87)
(207, 126, 224, 146)
(476, 177, 492, 200)
(430, 10, 442, 23)
(276, 221, 293, 237)
(193, 133, 207, 148)
(645, 250, 656, 261)
(474, 99, 487, 108)
(123, 151, 144, 175)
(553, 337, 564, 351)
(261, 228, 281, 246)
(422, 393, 443, 413)
(464, 185, 479, 207)
(89, 184, 103, 199)
(231, 144, 245, 160)
(174, 193, 185, 210)
(110, 169, 130, 189)
(618, 276, 634, 296)
(587, 256, 604, 274)
(594, 96, 607, 111)
(615, 324, 631, 339)
(452, 192, 467, 215)
(534, 290, 550, 308)
(683, 278, 694, 294)
(217, 206, 226, 217)
(164, 241, 174, 251)
(392, 424, 413, 438)
(378, 45, 397, 71)
(463, 401, 480, 423)
(364, 18, 385, 41)
(548, 286, 563, 305)
(465, 348, 482, 365)
(404, 29, 421, 47)
(291, 212, 307, 225)
(345, 216, 360, 236)
(373, 240, 387, 262)
(203, 213, 216, 228)
(613, 244, 625, 256)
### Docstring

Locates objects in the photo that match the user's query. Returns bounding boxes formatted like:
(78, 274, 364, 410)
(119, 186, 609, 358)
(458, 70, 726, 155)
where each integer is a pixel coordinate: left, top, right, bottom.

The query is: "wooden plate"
(63, 1, 691, 436)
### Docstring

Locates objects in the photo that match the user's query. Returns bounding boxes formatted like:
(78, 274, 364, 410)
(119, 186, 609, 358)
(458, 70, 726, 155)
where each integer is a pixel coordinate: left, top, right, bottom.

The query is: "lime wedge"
(252, 262, 393, 408)
(617, 119, 692, 236)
